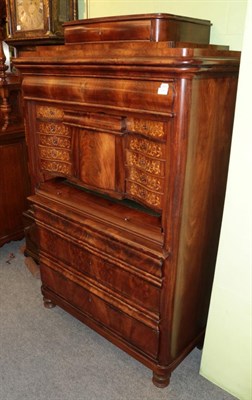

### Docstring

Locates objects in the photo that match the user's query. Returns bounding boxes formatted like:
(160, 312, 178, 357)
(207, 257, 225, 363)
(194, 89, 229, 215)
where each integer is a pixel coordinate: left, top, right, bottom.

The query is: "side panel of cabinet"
(0, 134, 30, 246)
(169, 75, 238, 358)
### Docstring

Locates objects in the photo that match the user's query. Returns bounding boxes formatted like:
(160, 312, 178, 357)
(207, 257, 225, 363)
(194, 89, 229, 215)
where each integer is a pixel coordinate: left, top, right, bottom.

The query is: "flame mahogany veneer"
(14, 14, 240, 387)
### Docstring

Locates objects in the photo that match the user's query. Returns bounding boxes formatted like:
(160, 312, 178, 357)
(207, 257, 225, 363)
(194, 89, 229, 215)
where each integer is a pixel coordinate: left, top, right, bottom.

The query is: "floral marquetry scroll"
(128, 137, 163, 158)
(127, 182, 162, 210)
(125, 135, 165, 210)
(126, 152, 164, 176)
(38, 121, 69, 136)
(36, 105, 64, 119)
(127, 118, 167, 139)
(36, 105, 73, 178)
(128, 168, 162, 192)
(39, 147, 71, 162)
(40, 160, 72, 175)
(39, 134, 71, 149)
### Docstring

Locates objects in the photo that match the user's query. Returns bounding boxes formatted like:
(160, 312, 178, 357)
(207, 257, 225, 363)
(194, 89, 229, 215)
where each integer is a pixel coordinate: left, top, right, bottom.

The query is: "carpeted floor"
(0, 240, 237, 400)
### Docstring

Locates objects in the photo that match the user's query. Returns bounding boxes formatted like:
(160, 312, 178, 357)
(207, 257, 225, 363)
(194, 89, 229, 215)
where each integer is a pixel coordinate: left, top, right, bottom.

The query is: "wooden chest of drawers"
(32, 179, 163, 360)
(14, 14, 240, 387)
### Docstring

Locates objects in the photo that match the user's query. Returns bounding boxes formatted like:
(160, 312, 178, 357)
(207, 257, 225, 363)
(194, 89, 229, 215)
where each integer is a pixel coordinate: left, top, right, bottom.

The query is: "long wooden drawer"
(38, 225, 161, 314)
(40, 260, 160, 359)
(23, 76, 175, 115)
(34, 200, 164, 278)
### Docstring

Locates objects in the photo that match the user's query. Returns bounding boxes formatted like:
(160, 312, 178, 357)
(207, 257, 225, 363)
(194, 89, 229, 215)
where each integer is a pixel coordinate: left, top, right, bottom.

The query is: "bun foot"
(43, 297, 56, 309)
(152, 371, 171, 388)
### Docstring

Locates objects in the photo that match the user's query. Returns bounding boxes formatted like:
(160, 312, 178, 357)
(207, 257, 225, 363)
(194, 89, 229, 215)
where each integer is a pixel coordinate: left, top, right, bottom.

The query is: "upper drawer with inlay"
(126, 117, 172, 141)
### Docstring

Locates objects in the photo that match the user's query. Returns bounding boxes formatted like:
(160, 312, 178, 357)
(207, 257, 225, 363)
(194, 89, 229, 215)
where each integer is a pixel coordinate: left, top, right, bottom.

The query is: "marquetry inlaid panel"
(126, 152, 164, 176)
(40, 160, 72, 175)
(38, 121, 69, 136)
(36, 105, 64, 119)
(125, 134, 165, 210)
(39, 134, 71, 149)
(128, 168, 163, 192)
(39, 147, 71, 162)
(128, 137, 163, 158)
(126, 182, 163, 209)
(127, 118, 166, 139)
(36, 105, 73, 177)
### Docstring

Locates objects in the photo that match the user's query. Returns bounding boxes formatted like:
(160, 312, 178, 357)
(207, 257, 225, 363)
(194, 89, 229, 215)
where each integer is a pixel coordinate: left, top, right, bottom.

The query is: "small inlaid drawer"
(127, 117, 169, 140)
(127, 167, 164, 192)
(126, 181, 163, 211)
(39, 146, 71, 162)
(40, 159, 72, 176)
(127, 136, 165, 158)
(36, 105, 64, 120)
(126, 151, 165, 176)
(37, 121, 69, 136)
(39, 135, 71, 149)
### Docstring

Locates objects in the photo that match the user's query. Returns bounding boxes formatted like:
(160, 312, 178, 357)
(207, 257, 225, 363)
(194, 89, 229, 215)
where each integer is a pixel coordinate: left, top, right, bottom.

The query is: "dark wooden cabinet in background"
(2, 0, 78, 255)
(0, 74, 30, 247)
(0, 1, 30, 247)
(14, 14, 240, 387)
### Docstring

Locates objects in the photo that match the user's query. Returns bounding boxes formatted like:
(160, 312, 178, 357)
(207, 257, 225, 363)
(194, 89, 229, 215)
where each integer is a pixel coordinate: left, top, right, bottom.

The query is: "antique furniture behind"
(4, 0, 78, 258)
(5, 0, 78, 51)
(0, 0, 30, 247)
(14, 14, 240, 387)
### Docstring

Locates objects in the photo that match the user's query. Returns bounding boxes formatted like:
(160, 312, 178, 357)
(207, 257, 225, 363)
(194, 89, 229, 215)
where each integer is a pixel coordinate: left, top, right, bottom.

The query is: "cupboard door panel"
(79, 130, 116, 191)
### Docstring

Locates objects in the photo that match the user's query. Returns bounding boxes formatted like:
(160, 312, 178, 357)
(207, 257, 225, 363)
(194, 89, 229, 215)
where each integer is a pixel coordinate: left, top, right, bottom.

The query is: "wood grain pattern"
(64, 13, 211, 44)
(79, 130, 116, 191)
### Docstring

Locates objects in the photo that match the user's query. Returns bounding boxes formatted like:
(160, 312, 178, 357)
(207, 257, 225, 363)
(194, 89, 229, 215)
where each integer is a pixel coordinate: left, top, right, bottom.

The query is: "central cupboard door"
(79, 129, 116, 191)
(65, 111, 126, 198)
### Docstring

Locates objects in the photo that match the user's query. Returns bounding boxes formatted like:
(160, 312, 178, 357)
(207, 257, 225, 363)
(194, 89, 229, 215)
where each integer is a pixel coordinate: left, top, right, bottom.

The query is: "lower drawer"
(39, 226, 161, 313)
(40, 261, 159, 359)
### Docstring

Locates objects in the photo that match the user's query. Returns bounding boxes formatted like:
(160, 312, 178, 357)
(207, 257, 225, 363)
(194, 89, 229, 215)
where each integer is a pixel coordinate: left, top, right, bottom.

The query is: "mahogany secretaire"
(14, 14, 240, 387)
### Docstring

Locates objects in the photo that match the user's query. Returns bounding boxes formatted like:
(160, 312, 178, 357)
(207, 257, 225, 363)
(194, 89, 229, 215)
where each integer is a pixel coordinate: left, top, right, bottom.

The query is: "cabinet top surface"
(14, 43, 240, 73)
(12, 12, 240, 69)
(63, 13, 212, 27)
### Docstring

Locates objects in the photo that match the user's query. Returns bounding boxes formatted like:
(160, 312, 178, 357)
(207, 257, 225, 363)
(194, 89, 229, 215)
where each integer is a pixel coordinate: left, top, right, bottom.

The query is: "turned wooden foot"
(43, 297, 56, 309)
(152, 371, 171, 388)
